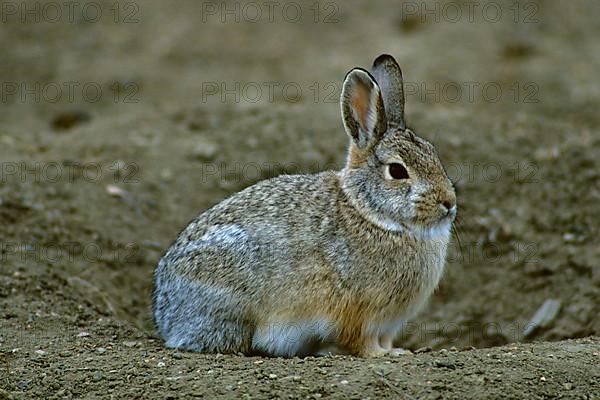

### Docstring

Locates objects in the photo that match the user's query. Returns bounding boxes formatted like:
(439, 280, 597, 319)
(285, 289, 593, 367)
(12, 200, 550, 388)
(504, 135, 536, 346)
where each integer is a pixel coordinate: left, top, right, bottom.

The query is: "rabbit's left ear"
(341, 68, 387, 149)
(372, 54, 406, 129)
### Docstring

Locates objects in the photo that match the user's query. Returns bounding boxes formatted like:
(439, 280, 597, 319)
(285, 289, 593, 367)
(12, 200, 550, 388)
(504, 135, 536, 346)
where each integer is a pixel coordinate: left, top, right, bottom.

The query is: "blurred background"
(1, 0, 599, 351)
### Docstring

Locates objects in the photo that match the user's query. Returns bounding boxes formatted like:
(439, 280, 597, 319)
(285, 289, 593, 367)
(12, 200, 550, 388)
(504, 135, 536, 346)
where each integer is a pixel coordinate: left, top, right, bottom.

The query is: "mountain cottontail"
(153, 54, 457, 357)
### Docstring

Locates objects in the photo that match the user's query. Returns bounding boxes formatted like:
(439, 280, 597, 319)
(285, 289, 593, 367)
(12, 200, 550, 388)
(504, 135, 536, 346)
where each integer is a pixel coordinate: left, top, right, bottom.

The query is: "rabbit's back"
(160, 171, 340, 279)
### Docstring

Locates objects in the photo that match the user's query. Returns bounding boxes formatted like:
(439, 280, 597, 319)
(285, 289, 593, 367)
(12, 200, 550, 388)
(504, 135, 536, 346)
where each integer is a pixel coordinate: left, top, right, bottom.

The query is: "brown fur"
(347, 143, 369, 169)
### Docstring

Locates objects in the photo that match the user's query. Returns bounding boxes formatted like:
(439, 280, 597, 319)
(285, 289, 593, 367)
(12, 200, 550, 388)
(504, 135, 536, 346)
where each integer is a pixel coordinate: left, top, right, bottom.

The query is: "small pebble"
(172, 352, 183, 359)
(415, 347, 432, 354)
(0, 135, 15, 145)
(523, 299, 561, 338)
(190, 138, 219, 161)
(105, 185, 126, 198)
(96, 347, 107, 354)
(77, 332, 90, 337)
(268, 374, 278, 379)
(340, 380, 349, 385)
(34, 349, 47, 355)
(157, 362, 166, 367)
(434, 360, 456, 370)
(160, 168, 174, 181)
(51, 109, 91, 131)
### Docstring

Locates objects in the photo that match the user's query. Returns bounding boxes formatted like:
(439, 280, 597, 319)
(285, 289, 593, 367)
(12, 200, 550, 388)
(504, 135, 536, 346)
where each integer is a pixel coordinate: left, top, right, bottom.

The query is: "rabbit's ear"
(371, 54, 406, 129)
(341, 68, 387, 149)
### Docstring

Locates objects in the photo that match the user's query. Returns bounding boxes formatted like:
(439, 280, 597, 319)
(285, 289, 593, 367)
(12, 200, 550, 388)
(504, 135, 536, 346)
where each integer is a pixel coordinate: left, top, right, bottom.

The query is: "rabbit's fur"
(153, 55, 457, 357)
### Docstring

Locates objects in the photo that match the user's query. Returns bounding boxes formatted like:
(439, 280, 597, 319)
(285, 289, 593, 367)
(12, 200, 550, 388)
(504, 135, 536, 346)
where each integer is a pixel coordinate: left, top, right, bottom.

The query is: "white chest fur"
(369, 222, 451, 342)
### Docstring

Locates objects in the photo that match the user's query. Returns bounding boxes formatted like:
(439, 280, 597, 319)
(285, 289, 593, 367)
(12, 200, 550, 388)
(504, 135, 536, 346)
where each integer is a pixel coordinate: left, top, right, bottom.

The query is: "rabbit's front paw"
(387, 347, 409, 356)
(360, 338, 409, 357)
(360, 337, 390, 357)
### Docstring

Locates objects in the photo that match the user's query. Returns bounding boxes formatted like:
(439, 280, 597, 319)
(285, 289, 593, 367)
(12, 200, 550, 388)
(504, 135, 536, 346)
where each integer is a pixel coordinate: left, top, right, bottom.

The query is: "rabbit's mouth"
(443, 205, 458, 221)
(407, 205, 456, 240)
(408, 217, 454, 241)
(417, 202, 457, 225)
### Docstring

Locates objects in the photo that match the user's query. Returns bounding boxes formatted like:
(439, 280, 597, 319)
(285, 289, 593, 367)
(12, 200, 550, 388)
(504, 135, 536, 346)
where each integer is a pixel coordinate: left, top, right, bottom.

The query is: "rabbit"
(153, 54, 457, 357)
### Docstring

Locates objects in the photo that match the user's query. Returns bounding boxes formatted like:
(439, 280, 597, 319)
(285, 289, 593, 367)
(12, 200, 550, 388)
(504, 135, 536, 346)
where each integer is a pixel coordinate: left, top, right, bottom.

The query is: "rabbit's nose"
(440, 197, 457, 216)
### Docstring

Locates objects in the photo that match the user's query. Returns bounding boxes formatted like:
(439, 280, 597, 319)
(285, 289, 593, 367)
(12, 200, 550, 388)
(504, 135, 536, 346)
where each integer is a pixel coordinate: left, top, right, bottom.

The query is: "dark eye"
(387, 163, 409, 180)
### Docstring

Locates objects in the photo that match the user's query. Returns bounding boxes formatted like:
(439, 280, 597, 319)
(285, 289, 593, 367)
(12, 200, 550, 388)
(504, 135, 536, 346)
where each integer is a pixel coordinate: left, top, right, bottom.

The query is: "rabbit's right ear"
(341, 68, 387, 149)
(372, 54, 406, 129)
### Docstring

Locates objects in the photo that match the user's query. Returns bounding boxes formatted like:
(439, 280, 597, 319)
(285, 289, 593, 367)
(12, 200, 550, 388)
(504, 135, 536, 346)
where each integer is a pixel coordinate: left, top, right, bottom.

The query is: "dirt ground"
(1, 0, 599, 398)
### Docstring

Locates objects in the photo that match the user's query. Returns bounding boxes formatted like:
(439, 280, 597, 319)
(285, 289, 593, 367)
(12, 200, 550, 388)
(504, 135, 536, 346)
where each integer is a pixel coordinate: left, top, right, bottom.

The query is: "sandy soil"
(1, 0, 599, 398)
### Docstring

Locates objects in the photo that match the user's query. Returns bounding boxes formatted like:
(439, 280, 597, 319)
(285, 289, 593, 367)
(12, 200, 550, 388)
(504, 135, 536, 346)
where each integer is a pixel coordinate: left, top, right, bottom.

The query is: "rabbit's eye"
(387, 163, 409, 180)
